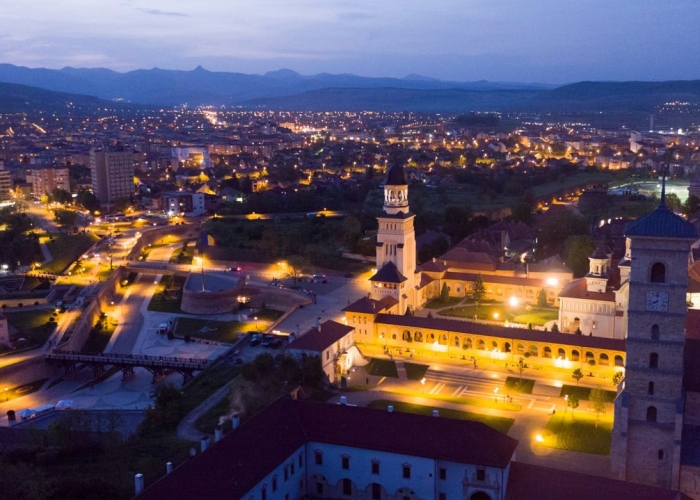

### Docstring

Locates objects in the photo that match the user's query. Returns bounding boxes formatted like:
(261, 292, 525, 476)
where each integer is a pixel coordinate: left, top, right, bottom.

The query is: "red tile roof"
(558, 278, 616, 302)
(288, 320, 354, 352)
(139, 398, 518, 500)
(375, 314, 625, 351)
(506, 462, 691, 500)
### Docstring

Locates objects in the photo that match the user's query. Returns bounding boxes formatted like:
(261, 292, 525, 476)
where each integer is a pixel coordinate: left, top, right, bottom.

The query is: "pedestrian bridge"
(45, 350, 209, 384)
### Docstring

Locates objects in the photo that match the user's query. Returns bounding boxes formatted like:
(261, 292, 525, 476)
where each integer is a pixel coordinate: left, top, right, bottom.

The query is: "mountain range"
(0, 64, 699, 117)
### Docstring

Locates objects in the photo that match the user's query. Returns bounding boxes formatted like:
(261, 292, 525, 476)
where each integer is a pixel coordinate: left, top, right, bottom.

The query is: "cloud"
(337, 11, 372, 21)
(138, 8, 187, 17)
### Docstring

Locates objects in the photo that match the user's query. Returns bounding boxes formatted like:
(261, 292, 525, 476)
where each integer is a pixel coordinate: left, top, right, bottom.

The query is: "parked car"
(249, 334, 263, 346)
(269, 338, 284, 349)
(261, 335, 275, 347)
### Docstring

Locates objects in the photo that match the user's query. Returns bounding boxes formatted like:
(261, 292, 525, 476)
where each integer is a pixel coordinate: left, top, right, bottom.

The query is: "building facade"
(162, 192, 205, 217)
(26, 165, 70, 198)
(90, 148, 134, 206)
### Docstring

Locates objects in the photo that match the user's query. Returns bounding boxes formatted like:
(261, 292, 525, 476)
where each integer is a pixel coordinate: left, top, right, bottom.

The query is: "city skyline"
(2, 0, 700, 84)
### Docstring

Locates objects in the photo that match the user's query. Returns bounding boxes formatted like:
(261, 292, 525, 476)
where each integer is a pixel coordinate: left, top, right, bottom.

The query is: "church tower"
(611, 188, 697, 489)
(369, 164, 417, 313)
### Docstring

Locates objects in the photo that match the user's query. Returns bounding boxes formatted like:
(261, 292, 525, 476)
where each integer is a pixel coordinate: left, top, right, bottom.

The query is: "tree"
(52, 188, 73, 205)
(589, 387, 607, 428)
(567, 394, 579, 415)
(76, 189, 100, 213)
(284, 255, 308, 286)
(612, 371, 624, 387)
(443, 205, 474, 243)
(550, 322, 559, 333)
(54, 209, 78, 233)
(665, 192, 681, 213)
(683, 194, 700, 217)
(472, 274, 486, 308)
(537, 288, 547, 307)
(140, 383, 184, 435)
(440, 282, 449, 302)
(563, 235, 596, 278)
(518, 356, 525, 382)
(536, 208, 589, 258)
(572, 368, 584, 386)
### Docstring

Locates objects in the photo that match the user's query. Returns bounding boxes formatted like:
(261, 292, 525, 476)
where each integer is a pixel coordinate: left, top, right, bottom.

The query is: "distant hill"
(0, 63, 553, 107)
(0, 81, 135, 114)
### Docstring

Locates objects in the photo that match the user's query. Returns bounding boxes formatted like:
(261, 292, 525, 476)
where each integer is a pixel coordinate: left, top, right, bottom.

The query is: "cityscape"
(2, 2, 700, 500)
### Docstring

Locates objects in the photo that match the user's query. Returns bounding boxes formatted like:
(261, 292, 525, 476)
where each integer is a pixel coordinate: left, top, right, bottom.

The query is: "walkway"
(176, 380, 235, 441)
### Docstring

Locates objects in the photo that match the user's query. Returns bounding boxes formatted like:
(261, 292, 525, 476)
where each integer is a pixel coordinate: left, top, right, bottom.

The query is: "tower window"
(649, 353, 659, 369)
(658, 450, 665, 460)
(651, 324, 660, 340)
(647, 406, 657, 422)
(648, 381, 654, 395)
(650, 263, 666, 283)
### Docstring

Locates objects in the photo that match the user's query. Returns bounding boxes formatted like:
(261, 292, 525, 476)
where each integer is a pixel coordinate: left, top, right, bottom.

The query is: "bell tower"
(370, 164, 417, 313)
(611, 187, 697, 489)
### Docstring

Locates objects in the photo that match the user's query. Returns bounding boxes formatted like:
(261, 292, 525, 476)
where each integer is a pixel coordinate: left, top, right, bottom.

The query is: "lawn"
(174, 317, 245, 343)
(388, 387, 522, 412)
(195, 396, 231, 434)
(81, 324, 117, 355)
(180, 363, 242, 415)
(43, 233, 98, 274)
(504, 377, 535, 394)
(544, 411, 613, 455)
(365, 358, 398, 378)
(561, 384, 616, 402)
(3, 378, 48, 402)
(424, 297, 463, 309)
(439, 303, 556, 325)
(4, 309, 57, 347)
(404, 362, 429, 381)
(254, 306, 285, 321)
(512, 308, 559, 326)
(147, 275, 186, 313)
(367, 399, 515, 434)
(169, 240, 195, 264)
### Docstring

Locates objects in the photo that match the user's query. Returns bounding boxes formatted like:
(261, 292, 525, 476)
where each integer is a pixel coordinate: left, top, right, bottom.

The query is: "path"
(176, 380, 235, 441)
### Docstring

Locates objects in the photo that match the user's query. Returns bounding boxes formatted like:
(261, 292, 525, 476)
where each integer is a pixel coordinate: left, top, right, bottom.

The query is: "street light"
(4, 387, 8, 401)
(254, 316, 258, 331)
(421, 377, 426, 393)
(564, 394, 569, 414)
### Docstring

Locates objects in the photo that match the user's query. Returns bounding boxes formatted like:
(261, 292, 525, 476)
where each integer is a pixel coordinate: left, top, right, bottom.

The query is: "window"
(615, 355, 624, 366)
(316, 483, 324, 495)
(314, 451, 323, 465)
(647, 406, 658, 422)
(299, 453, 303, 468)
(650, 353, 659, 369)
(476, 469, 486, 481)
(650, 262, 666, 283)
(261, 486, 267, 500)
(342, 478, 352, 495)
(659, 450, 665, 460)
(599, 353, 609, 365)
(402, 465, 411, 479)
(371, 483, 382, 500)
(371, 460, 380, 475)
(290, 463, 295, 475)
(439, 468, 446, 480)
(651, 324, 660, 340)
(272, 477, 278, 492)
(439, 494, 446, 500)
(341, 456, 350, 470)
(648, 381, 655, 395)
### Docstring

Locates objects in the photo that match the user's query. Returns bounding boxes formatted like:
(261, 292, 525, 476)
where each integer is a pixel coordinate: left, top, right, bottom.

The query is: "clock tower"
(611, 191, 697, 489)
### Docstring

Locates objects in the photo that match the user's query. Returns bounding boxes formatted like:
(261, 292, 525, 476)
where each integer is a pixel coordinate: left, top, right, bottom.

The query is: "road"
(106, 273, 158, 354)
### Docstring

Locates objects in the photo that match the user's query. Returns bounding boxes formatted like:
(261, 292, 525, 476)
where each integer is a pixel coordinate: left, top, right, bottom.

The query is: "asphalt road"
(107, 273, 157, 354)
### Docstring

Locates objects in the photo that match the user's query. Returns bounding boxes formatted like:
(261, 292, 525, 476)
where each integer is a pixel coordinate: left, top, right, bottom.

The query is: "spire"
(659, 163, 667, 209)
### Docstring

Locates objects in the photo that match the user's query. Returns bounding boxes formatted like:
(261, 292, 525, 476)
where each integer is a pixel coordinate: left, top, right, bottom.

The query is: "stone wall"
(126, 224, 199, 261)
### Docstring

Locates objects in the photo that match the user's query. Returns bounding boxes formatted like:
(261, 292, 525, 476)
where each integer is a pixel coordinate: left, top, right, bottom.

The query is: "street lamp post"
(254, 316, 258, 331)
(5, 387, 8, 402)
(564, 394, 569, 414)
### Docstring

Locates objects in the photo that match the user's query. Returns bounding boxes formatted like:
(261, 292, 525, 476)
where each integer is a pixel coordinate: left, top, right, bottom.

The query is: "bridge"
(45, 350, 209, 384)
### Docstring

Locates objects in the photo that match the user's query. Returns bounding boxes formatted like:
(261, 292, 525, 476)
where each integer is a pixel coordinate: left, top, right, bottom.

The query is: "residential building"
(162, 192, 205, 217)
(0, 168, 12, 202)
(90, 148, 134, 206)
(26, 165, 70, 197)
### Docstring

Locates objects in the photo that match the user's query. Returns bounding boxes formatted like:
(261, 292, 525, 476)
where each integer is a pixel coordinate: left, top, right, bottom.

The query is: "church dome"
(382, 164, 407, 186)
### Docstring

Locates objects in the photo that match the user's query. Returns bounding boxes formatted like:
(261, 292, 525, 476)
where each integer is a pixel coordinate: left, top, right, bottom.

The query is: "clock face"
(645, 290, 669, 312)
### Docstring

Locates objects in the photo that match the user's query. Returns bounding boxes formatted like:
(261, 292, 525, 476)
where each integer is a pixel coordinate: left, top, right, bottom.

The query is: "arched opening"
(585, 351, 594, 363)
(650, 262, 666, 283)
(477, 339, 485, 350)
(368, 482, 383, 500)
(465, 337, 473, 349)
(428, 333, 435, 342)
(650, 353, 659, 369)
(491, 340, 498, 350)
(543, 346, 552, 358)
(614, 355, 624, 366)
(402, 330, 411, 342)
(599, 353, 609, 366)
(557, 348, 566, 359)
(572, 317, 581, 332)
(529, 345, 538, 357)
(454, 336, 460, 347)
(504, 342, 511, 353)
(470, 492, 492, 500)
(647, 406, 657, 422)
(516, 343, 524, 355)
(651, 324, 660, 340)
(414, 331, 423, 342)
(391, 334, 397, 340)
(571, 350, 580, 362)
(648, 381, 655, 395)
(439, 334, 448, 345)
(658, 450, 665, 460)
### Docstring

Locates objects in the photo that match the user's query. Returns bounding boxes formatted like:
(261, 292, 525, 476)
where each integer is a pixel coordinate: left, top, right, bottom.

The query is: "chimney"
(340, 396, 347, 405)
(232, 413, 241, 429)
(166, 462, 173, 474)
(388, 405, 394, 413)
(135, 473, 144, 495)
(432, 410, 439, 417)
(215, 426, 223, 442)
(432, 257, 436, 263)
(201, 436, 210, 453)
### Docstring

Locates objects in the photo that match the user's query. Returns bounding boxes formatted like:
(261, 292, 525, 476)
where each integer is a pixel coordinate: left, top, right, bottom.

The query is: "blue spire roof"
(382, 164, 407, 186)
(625, 204, 697, 239)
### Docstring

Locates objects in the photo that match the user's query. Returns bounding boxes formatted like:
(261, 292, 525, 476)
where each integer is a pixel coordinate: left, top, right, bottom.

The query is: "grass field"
(5, 309, 57, 347)
(174, 317, 247, 343)
(81, 324, 117, 354)
(43, 233, 98, 274)
(505, 377, 535, 394)
(181, 363, 242, 415)
(147, 275, 186, 313)
(423, 297, 463, 309)
(388, 387, 522, 412)
(560, 385, 616, 402)
(544, 411, 613, 455)
(512, 309, 559, 326)
(367, 399, 515, 434)
(365, 358, 398, 378)
(439, 303, 558, 325)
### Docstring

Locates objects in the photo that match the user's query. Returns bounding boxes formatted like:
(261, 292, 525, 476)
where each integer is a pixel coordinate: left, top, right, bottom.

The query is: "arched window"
(414, 331, 423, 342)
(650, 262, 666, 283)
(529, 345, 538, 357)
(543, 346, 552, 358)
(504, 342, 511, 353)
(465, 337, 473, 349)
(651, 325, 660, 340)
(477, 339, 485, 350)
(491, 340, 498, 350)
(454, 336, 460, 347)
(658, 450, 664, 460)
(650, 353, 659, 369)
(648, 381, 655, 395)
(439, 334, 448, 345)
(516, 343, 524, 355)
(614, 355, 624, 366)
(571, 350, 580, 361)
(647, 406, 657, 422)
(585, 351, 594, 362)
(599, 353, 609, 365)
(558, 348, 566, 359)
(428, 333, 435, 342)
(402, 330, 411, 341)
(391, 334, 396, 340)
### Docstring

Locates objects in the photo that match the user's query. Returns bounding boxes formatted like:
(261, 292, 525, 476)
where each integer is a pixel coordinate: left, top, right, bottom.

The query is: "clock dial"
(646, 291, 669, 312)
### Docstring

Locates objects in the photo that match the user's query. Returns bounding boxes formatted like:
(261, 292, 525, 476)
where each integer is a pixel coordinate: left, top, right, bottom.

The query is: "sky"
(2, 0, 700, 84)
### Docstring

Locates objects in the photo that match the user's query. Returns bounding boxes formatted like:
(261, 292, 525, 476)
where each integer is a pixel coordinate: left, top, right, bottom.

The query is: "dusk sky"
(3, 0, 700, 84)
